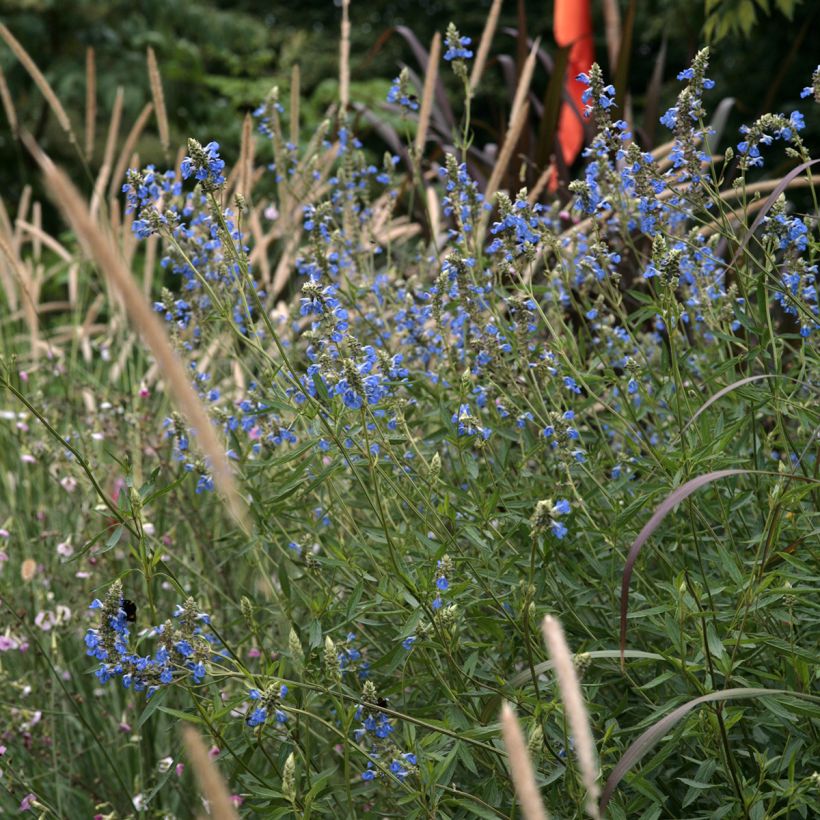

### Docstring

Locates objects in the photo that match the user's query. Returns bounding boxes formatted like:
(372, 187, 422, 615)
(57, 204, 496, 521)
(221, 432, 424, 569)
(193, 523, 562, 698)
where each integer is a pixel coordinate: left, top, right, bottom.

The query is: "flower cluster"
(355, 682, 418, 783)
(529, 498, 572, 540)
(443, 23, 472, 62)
(246, 683, 288, 728)
(85, 582, 216, 697)
(180, 139, 227, 191)
(387, 68, 419, 113)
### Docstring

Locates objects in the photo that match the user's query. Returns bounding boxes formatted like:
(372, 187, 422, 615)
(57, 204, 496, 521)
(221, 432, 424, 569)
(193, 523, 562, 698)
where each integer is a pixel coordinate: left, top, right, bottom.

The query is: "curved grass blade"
(681, 374, 783, 433)
(599, 687, 820, 813)
(726, 158, 820, 273)
(620, 469, 746, 663)
(510, 649, 669, 688)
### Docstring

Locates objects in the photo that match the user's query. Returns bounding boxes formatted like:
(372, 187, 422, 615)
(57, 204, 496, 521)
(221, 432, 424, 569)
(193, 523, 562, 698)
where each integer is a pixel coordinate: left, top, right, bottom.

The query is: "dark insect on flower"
(122, 599, 137, 623)
(377, 696, 390, 708)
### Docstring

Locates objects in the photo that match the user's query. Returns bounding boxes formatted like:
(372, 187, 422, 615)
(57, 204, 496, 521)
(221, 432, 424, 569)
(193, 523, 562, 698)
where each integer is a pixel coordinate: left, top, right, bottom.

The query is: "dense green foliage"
(1, 7, 819, 820)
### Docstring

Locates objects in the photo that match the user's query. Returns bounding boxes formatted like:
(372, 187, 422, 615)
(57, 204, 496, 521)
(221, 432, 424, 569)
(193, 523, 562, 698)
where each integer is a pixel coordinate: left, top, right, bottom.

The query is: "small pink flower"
(119, 722, 131, 733)
(57, 541, 73, 558)
(247, 647, 261, 658)
(19, 792, 36, 811)
(230, 795, 244, 807)
(20, 454, 36, 464)
(0, 744, 7, 755)
(60, 477, 78, 493)
(139, 386, 150, 398)
(0, 528, 9, 538)
(208, 745, 220, 759)
(175, 763, 185, 777)
(0, 636, 17, 651)
(18, 370, 28, 382)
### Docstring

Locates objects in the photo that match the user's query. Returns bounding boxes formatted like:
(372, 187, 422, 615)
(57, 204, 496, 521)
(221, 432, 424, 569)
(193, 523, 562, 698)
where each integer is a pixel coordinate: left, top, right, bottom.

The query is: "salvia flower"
(181, 139, 226, 192)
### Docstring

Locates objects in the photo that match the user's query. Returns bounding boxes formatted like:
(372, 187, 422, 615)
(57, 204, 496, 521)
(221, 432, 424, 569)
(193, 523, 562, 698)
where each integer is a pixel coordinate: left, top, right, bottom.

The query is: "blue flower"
(444, 32, 472, 62)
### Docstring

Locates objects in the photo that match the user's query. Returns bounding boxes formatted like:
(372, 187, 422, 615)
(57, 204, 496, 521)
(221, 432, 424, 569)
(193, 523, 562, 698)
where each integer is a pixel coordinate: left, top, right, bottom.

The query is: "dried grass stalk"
(42, 158, 249, 530)
(527, 161, 556, 205)
(0, 231, 38, 357)
(415, 32, 440, 155)
(109, 102, 154, 200)
(181, 726, 239, 820)
(0, 230, 22, 311)
(469, 0, 503, 93)
(147, 46, 170, 156)
(0, 65, 18, 137)
(85, 47, 96, 159)
(601, 0, 622, 71)
(91, 86, 124, 217)
(542, 616, 600, 819)
(238, 112, 254, 201)
(339, 0, 350, 111)
(509, 37, 539, 131)
(484, 99, 530, 206)
(143, 233, 157, 297)
(0, 23, 73, 140)
(500, 702, 549, 820)
(15, 220, 72, 263)
(290, 64, 301, 148)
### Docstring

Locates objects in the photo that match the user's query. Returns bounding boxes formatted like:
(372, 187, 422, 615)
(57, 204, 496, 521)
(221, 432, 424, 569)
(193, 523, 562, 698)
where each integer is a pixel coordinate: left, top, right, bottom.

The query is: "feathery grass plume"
(143, 233, 157, 297)
(542, 615, 600, 818)
(509, 37, 539, 132)
(0, 65, 18, 137)
(91, 86, 124, 218)
(39, 154, 249, 530)
(181, 726, 239, 820)
(109, 102, 154, 200)
(469, 0, 503, 93)
(290, 64, 301, 148)
(0, 24, 74, 141)
(339, 0, 351, 111)
(500, 702, 550, 820)
(238, 112, 254, 202)
(147, 46, 170, 157)
(0, 230, 22, 311)
(483, 99, 530, 208)
(85, 47, 96, 159)
(601, 0, 622, 71)
(415, 32, 441, 155)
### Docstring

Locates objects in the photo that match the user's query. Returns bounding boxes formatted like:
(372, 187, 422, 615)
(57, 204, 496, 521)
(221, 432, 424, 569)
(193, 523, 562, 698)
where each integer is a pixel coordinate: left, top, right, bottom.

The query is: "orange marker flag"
(553, 0, 595, 170)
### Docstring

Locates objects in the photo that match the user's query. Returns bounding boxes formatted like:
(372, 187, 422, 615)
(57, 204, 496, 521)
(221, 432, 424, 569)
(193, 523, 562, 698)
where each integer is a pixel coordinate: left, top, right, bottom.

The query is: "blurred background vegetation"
(1, 0, 816, 214)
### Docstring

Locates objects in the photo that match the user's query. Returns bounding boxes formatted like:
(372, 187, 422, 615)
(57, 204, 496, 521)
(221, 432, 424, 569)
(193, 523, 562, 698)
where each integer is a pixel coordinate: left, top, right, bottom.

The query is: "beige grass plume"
(37, 151, 249, 530)
(147, 46, 171, 157)
(0, 24, 74, 141)
(542, 615, 600, 818)
(339, 0, 351, 111)
(500, 702, 550, 820)
(415, 33, 441, 156)
(181, 726, 239, 820)
(469, 0, 503, 94)
(85, 47, 96, 159)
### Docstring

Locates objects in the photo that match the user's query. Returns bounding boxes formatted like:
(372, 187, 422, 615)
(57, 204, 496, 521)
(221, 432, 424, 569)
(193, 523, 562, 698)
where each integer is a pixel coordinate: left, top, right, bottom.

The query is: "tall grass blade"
(0, 65, 18, 138)
(147, 46, 170, 157)
(470, 0, 503, 93)
(39, 155, 249, 530)
(599, 688, 820, 812)
(85, 47, 96, 159)
(181, 726, 239, 820)
(0, 23, 74, 141)
(415, 32, 440, 155)
(542, 616, 600, 818)
(500, 702, 549, 820)
(620, 469, 746, 662)
(726, 159, 820, 273)
(339, 0, 350, 111)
